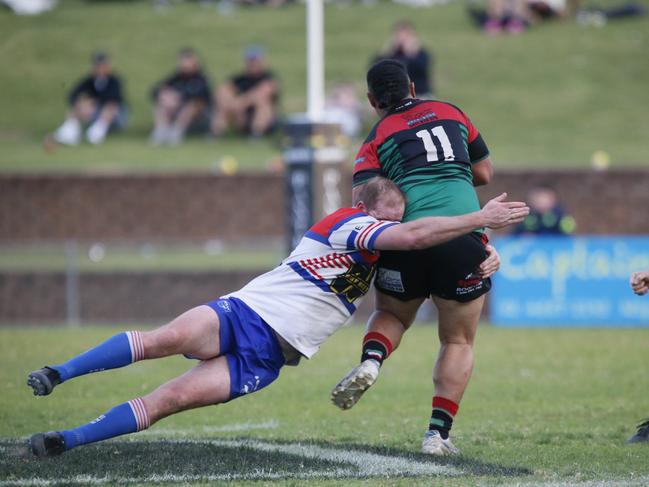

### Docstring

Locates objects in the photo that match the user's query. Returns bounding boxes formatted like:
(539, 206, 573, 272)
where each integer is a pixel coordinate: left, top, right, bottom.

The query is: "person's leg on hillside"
(150, 87, 182, 144)
(168, 99, 207, 144)
(485, 0, 506, 33)
(247, 82, 277, 137)
(86, 102, 121, 144)
(51, 97, 97, 146)
(212, 83, 245, 136)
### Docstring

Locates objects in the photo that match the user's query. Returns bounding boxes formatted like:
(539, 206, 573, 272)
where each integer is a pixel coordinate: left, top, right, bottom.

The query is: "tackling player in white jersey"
(26, 177, 528, 457)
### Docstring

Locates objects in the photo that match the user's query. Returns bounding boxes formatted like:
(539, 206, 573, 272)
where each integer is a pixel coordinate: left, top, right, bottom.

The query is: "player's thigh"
(143, 356, 231, 420)
(429, 232, 491, 302)
(375, 249, 432, 303)
(144, 305, 221, 359)
(374, 289, 425, 329)
(433, 294, 485, 346)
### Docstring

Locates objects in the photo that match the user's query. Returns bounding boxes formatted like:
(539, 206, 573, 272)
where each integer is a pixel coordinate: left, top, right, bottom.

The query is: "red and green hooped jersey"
(353, 98, 490, 222)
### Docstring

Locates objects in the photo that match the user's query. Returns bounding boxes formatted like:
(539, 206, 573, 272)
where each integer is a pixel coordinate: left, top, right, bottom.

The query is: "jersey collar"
(386, 98, 423, 116)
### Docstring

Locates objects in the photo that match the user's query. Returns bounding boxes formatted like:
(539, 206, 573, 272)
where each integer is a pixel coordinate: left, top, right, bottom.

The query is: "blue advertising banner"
(491, 236, 649, 327)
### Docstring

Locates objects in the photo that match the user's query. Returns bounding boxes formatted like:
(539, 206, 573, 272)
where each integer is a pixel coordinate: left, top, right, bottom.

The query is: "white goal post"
(306, 0, 324, 121)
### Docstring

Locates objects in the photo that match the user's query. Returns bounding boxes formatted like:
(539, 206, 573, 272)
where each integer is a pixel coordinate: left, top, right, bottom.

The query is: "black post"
(284, 117, 315, 252)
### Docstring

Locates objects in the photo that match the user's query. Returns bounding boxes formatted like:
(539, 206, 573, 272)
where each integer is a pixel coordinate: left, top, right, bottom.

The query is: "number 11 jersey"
(353, 98, 491, 223)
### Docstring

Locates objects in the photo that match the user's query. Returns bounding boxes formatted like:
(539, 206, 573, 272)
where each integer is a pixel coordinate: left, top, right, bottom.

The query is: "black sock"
(428, 396, 459, 440)
(360, 332, 392, 367)
(429, 409, 453, 439)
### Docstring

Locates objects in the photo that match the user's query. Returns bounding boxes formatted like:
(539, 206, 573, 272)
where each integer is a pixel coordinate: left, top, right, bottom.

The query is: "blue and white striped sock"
(61, 397, 151, 450)
(51, 331, 145, 382)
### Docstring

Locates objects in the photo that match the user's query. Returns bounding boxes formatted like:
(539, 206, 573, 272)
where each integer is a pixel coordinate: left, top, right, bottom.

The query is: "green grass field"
(0, 245, 284, 272)
(1, 324, 648, 485)
(1, 0, 649, 172)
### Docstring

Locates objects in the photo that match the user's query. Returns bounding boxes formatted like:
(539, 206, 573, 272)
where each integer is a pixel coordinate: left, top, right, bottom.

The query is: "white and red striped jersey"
(226, 207, 399, 358)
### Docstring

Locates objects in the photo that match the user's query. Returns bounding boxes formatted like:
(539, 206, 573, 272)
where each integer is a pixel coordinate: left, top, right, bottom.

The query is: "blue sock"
(61, 398, 150, 450)
(51, 331, 145, 382)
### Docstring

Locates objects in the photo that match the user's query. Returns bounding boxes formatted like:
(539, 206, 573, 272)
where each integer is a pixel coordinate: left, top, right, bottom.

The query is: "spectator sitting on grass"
(211, 46, 279, 138)
(471, 0, 529, 35)
(374, 21, 433, 98)
(50, 52, 126, 146)
(575, 1, 646, 27)
(150, 48, 212, 145)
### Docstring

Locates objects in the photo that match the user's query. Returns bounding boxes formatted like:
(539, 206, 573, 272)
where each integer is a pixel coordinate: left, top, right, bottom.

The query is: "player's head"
(177, 48, 200, 74)
(354, 177, 406, 222)
(366, 59, 415, 113)
(244, 45, 266, 75)
(528, 183, 559, 213)
(393, 20, 416, 44)
(91, 52, 111, 77)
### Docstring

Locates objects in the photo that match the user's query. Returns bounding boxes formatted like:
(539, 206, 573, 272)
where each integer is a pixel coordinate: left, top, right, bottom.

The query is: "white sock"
(54, 118, 81, 145)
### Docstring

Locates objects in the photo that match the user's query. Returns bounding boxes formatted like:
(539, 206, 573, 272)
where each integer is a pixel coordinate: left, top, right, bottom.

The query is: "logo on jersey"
(404, 111, 438, 127)
(330, 263, 376, 304)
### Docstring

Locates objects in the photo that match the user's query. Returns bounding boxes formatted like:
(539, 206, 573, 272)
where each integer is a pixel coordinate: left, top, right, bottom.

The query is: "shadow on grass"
(322, 439, 532, 477)
(0, 437, 531, 484)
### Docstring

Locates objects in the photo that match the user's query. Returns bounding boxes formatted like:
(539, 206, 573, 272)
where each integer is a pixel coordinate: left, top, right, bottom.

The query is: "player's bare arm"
(371, 193, 528, 251)
(471, 157, 493, 186)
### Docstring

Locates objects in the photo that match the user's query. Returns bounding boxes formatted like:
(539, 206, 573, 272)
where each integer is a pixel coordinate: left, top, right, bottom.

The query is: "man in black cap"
(50, 52, 126, 146)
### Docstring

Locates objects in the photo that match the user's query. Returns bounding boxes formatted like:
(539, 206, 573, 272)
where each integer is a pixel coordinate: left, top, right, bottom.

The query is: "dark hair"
(92, 51, 109, 65)
(393, 20, 414, 31)
(354, 177, 406, 209)
(367, 59, 410, 110)
(178, 47, 196, 58)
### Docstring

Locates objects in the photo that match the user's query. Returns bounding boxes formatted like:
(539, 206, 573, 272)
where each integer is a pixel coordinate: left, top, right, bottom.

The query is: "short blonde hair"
(354, 177, 406, 210)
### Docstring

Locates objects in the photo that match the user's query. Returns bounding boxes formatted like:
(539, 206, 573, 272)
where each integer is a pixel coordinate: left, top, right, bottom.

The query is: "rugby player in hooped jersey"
(26, 177, 528, 457)
(331, 59, 500, 456)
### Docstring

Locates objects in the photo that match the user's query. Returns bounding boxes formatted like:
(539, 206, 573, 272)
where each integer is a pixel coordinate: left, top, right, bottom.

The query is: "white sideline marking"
(0, 439, 459, 485)
(210, 438, 459, 477)
(4, 476, 648, 487)
(140, 419, 279, 436)
(497, 479, 649, 487)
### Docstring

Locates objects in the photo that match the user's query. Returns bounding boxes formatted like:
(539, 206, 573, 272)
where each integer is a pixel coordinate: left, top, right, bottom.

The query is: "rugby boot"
(27, 367, 61, 396)
(29, 431, 66, 457)
(331, 359, 379, 410)
(421, 430, 460, 456)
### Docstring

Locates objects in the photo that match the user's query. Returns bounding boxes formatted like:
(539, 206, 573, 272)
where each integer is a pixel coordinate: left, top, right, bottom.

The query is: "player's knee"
(146, 326, 185, 355)
(158, 385, 194, 414)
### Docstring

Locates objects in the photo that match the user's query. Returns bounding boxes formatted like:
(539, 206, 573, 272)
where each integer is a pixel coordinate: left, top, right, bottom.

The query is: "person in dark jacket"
(51, 52, 126, 146)
(512, 184, 576, 235)
(150, 48, 212, 145)
(374, 21, 433, 98)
